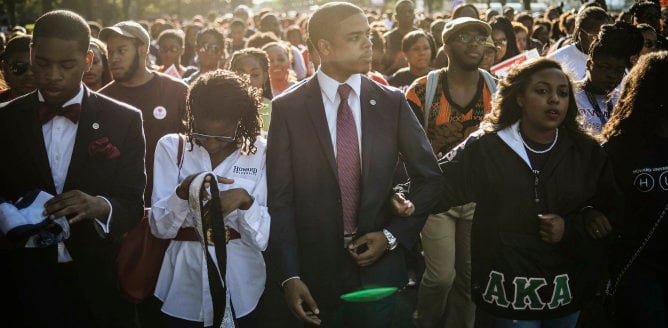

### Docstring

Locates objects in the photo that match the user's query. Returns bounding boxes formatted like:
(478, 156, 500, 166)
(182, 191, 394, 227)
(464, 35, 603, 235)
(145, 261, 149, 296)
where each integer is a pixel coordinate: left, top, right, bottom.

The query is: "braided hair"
(229, 48, 274, 100)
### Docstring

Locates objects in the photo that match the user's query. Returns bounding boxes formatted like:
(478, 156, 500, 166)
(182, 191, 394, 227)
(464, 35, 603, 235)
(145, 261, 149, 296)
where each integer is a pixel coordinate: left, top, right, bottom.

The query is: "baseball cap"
(100, 21, 150, 51)
(442, 17, 492, 44)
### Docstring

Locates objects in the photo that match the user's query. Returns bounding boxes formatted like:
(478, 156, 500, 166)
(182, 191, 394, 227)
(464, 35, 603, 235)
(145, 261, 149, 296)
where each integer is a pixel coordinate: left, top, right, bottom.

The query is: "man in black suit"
(0, 10, 145, 327)
(266, 2, 442, 326)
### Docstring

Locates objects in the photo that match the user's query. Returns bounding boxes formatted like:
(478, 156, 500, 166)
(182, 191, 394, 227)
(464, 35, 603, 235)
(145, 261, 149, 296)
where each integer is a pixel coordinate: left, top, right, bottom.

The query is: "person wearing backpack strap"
(404, 17, 496, 328)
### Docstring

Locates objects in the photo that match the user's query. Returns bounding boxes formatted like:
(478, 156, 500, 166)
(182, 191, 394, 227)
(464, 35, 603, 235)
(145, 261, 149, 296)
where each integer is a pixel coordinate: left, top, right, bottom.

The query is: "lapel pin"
(370, 99, 376, 106)
(92, 123, 100, 130)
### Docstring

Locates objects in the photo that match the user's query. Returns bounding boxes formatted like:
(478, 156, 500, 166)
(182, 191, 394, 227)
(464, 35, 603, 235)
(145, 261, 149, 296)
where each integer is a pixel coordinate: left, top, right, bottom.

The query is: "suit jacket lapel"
(359, 78, 379, 186)
(305, 77, 339, 179)
(22, 92, 57, 195)
(64, 87, 99, 191)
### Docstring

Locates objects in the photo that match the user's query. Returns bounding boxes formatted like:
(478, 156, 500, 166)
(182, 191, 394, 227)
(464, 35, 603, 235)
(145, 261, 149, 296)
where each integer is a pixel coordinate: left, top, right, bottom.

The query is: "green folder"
(340, 287, 398, 303)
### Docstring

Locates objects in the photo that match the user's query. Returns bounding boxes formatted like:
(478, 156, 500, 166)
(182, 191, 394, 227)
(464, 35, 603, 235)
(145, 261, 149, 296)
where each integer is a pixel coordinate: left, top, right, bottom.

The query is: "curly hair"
(482, 58, 592, 145)
(602, 51, 668, 141)
(186, 70, 262, 155)
(228, 47, 274, 100)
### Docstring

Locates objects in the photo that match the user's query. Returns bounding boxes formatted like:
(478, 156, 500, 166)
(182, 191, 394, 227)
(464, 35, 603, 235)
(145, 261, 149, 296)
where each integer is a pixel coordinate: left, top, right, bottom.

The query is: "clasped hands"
(176, 173, 253, 216)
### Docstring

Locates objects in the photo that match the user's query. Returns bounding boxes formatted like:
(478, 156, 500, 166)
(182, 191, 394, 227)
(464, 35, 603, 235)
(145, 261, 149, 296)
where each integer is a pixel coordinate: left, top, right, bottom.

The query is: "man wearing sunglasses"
(0, 35, 35, 102)
(404, 17, 497, 328)
(183, 27, 226, 85)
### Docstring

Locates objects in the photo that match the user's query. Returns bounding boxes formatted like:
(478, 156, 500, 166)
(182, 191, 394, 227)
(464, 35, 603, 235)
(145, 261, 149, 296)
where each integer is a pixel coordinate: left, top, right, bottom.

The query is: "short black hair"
(401, 30, 437, 61)
(246, 31, 280, 49)
(32, 10, 91, 54)
(308, 2, 364, 53)
(158, 29, 185, 48)
(196, 27, 225, 47)
(0, 35, 31, 61)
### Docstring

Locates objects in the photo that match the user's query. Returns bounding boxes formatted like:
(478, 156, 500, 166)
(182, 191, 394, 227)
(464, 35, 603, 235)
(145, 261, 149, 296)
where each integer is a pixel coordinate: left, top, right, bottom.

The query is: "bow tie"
(39, 103, 82, 124)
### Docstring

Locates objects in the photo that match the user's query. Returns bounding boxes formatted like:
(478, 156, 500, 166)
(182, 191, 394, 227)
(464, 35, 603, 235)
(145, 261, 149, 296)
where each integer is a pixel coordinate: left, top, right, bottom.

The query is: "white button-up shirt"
(150, 134, 270, 325)
(316, 70, 363, 159)
(38, 86, 111, 262)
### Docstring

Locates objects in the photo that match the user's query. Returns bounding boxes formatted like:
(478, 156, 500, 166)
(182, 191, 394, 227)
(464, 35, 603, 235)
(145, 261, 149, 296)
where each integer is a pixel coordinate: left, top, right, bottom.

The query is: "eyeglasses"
(159, 46, 181, 53)
(192, 124, 239, 144)
(8, 62, 30, 76)
(493, 39, 508, 46)
(643, 40, 657, 48)
(199, 43, 223, 53)
(456, 34, 488, 44)
(580, 29, 599, 40)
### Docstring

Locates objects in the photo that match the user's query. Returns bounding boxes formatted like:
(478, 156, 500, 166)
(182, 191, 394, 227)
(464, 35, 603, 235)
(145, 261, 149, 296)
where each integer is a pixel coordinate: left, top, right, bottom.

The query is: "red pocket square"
(88, 137, 120, 160)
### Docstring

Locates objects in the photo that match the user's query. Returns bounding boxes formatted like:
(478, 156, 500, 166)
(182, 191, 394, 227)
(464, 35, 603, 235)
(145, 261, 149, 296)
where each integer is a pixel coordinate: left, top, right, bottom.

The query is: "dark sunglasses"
(8, 62, 30, 76)
(643, 40, 657, 48)
(199, 43, 223, 53)
(457, 34, 488, 45)
(159, 46, 181, 53)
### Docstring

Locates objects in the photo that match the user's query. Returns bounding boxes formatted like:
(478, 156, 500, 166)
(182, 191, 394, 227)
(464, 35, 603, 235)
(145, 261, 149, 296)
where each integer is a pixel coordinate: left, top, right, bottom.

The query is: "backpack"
(422, 68, 497, 131)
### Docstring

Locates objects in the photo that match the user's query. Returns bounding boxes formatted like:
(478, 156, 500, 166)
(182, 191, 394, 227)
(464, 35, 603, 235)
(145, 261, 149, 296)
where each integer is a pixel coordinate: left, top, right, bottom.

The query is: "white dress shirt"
(38, 85, 111, 262)
(316, 69, 363, 159)
(150, 134, 270, 324)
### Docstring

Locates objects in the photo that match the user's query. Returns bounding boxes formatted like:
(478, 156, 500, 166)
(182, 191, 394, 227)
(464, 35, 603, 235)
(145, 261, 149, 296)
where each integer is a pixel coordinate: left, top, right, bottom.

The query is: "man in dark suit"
(0, 10, 145, 327)
(266, 2, 442, 326)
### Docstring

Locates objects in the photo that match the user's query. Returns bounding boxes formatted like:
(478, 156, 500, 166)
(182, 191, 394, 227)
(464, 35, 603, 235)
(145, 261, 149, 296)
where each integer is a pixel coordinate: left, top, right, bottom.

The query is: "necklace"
(519, 127, 559, 154)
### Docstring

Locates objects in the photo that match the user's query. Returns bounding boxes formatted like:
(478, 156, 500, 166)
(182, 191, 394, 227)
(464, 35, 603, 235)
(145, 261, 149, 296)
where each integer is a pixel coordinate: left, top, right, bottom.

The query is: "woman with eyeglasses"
(548, 7, 611, 81)
(0, 35, 35, 102)
(155, 29, 194, 78)
(489, 16, 520, 65)
(574, 21, 643, 135)
(150, 70, 269, 328)
(82, 37, 112, 91)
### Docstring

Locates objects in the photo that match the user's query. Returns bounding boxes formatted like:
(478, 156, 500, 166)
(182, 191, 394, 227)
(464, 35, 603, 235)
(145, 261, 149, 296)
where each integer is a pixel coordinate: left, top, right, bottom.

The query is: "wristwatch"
(382, 229, 398, 251)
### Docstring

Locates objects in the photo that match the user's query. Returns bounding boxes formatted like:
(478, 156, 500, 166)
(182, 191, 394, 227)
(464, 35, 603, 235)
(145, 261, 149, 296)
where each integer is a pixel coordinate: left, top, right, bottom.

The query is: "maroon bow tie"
(39, 103, 81, 124)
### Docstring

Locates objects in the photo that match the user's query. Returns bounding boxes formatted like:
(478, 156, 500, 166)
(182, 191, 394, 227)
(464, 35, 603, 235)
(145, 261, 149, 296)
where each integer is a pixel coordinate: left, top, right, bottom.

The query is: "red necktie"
(336, 84, 361, 234)
(39, 103, 81, 124)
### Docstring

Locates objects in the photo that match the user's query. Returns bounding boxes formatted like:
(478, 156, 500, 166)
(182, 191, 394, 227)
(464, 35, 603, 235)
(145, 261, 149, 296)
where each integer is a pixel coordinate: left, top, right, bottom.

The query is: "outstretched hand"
(284, 278, 321, 326)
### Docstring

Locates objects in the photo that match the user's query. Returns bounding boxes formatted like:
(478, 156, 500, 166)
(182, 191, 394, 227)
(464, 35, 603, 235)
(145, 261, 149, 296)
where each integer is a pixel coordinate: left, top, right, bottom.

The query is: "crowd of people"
(0, 0, 666, 327)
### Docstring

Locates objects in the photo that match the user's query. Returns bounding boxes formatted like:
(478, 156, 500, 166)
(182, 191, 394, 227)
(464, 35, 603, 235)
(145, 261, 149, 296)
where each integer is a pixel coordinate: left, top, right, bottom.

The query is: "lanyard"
(584, 89, 611, 125)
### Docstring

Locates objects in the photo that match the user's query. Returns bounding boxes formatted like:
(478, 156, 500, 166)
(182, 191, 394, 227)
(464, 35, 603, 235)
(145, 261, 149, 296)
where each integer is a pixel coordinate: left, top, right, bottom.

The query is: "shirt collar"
(316, 69, 361, 103)
(37, 84, 85, 107)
